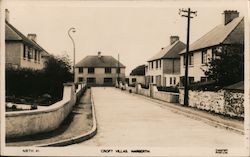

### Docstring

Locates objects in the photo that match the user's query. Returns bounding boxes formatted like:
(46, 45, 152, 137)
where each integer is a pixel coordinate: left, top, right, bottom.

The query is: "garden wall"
(6, 83, 85, 139)
(179, 88, 244, 118)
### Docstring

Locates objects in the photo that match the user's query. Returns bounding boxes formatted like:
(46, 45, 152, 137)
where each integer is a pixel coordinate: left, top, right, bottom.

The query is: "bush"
(157, 86, 179, 93)
(188, 80, 222, 91)
(6, 55, 73, 104)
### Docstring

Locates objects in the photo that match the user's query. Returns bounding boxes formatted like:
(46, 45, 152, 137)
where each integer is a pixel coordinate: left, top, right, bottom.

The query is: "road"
(73, 87, 244, 147)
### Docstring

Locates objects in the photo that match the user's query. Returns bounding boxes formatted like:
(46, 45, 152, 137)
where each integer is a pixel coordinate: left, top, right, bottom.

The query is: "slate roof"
(179, 17, 244, 54)
(75, 55, 126, 68)
(148, 40, 186, 61)
(224, 81, 244, 91)
(5, 21, 49, 55)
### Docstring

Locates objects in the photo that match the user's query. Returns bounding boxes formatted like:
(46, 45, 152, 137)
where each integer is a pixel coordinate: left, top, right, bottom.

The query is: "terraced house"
(179, 10, 244, 83)
(5, 9, 49, 70)
(146, 36, 186, 87)
(75, 52, 126, 86)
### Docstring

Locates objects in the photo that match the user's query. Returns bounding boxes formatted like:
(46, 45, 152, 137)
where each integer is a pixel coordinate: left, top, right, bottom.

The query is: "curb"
(119, 88, 244, 135)
(35, 89, 98, 147)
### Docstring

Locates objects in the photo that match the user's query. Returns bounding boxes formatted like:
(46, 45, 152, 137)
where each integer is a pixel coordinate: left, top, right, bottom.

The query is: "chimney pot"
(27, 34, 37, 42)
(223, 10, 239, 25)
(5, 9, 9, 22)
(170, 36, 179, 45)
(98, 51, 101, 58)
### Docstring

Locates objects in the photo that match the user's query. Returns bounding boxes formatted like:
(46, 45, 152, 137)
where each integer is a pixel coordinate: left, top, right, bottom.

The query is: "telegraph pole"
(179, 8, 197, 106)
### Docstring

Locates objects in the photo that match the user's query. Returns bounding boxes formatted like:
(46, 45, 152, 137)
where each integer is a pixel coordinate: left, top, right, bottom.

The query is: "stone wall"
(179, 88, 244, 118)
(6, 83, 85, 139)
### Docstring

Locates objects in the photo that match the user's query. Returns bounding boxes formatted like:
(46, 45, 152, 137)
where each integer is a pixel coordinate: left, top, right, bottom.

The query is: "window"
(151, 62, 154, 69)
(159, 60, 161, 68)
(188, 77, 194, 84)
(151, 76, 154, 83)
(116, 68, 120, 74)
(201, 50, 207, 64)
(23, 45, 27, 59)
(78, 77, 83, 82)
(201, 77, 208, 82)
(184, 54, 194, 66)
(170, 77, 172, 85)
(104, 78, 112, 83)
(156, 60, 158, 69)
(132, 78, 136, 83)
(34, 51, 37, 61)
(189, 53, 194, 65)
(87, 77, 96, 84)
(88, 67, 95, 74)
(79, 67, 83, 73)
(163, 77, 166, 86)
(173, 77, 176, 85)
(105, 67, 111, 74)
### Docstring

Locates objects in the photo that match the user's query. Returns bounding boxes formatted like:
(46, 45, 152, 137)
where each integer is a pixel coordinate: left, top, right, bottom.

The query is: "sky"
(5, 0, 248, 75)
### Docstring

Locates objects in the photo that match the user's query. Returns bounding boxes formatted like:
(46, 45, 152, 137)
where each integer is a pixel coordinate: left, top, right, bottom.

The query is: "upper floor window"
(88, 67, 95, 74)
(156, 60, 158, 69)
(159, 60, 161, 68)
(79, 67, 83, 73)
(105, 67, 111, 74)
(189, 53, 194, 65)
(151, 62, 154, 69)
(116, 67, 120, 74)
(23, 45, 27, 59)
(201, 50, 207, 64)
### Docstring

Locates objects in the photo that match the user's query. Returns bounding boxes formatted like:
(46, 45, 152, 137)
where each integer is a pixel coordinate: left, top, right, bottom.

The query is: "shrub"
(157, 86, 179, 93)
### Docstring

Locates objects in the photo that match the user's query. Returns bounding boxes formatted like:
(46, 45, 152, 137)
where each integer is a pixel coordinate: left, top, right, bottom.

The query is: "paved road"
(74, 87, 244, 147)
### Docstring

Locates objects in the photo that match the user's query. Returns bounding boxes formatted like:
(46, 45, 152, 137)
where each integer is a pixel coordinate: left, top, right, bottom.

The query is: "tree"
(204, 45, 244, 87)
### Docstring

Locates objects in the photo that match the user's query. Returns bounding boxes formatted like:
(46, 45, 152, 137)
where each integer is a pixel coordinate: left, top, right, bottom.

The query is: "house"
(179, 10, 244, 83)
(145, 36, 186, 87)
(75, 51, 126, 86)
(5, 9, 49, 70)
(126, 64, 146, 86)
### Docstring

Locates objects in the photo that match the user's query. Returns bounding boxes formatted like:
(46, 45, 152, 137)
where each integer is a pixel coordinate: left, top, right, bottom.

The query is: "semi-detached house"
(146, 36, 186, 87)
(5, 9, 49, 70)
(75, 52, 126, 86)
(179, 10, 244, 83)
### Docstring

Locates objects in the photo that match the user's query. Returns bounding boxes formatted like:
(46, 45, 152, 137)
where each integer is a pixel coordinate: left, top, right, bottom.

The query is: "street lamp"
(68, 27, 76, 83)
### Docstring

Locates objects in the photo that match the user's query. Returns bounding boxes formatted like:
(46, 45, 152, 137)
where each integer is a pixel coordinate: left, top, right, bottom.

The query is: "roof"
(224, 81, 244, 91)
(130, 64, 145, 76)
(75, 55, 126, 68)
(5, 21, 49, 56)
(148, 40, 186, 61)
(180, 17, 244, 54)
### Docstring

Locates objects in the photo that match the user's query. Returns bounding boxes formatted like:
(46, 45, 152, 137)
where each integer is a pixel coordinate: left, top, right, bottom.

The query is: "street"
(73, 87, 243, 147)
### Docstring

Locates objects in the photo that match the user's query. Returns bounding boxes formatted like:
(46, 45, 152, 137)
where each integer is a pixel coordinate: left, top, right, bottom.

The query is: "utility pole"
(179, 8, 197, 106)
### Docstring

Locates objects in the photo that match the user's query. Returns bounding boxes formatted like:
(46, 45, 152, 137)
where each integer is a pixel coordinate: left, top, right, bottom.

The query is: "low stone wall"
(179, 89, 244, 118)
(6, 83, 85, 139)
(154, 91, 179, 103)
(139, 88, 150, 97)
(122, 83, 179, 103)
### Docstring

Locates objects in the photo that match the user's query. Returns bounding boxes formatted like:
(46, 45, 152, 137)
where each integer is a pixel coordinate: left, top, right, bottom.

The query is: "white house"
(145, 36, 186, 87)
(179, 10, 244, 83)
(75, 52, 126, 86)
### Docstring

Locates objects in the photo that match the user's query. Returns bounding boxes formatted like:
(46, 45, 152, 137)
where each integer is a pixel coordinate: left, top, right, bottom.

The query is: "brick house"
(5, 9, 49, 70)
(179, 10, 244, 83)
(75, 52, 126, 86)
(145, 36, 186, 87)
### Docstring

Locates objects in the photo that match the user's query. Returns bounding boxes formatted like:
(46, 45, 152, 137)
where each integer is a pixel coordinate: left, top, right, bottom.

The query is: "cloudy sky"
(6, 0, 247, 74)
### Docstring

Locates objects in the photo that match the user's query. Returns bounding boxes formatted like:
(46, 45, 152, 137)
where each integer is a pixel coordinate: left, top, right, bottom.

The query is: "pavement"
(6, 88, 95, 147)
(71, 87, 244, 147)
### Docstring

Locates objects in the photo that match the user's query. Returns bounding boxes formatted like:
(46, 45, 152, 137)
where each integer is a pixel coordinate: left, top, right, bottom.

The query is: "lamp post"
(68, 27, 76, 83)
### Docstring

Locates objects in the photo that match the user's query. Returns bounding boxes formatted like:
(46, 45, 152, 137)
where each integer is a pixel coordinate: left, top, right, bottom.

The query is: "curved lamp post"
(68, 27, 76, 83)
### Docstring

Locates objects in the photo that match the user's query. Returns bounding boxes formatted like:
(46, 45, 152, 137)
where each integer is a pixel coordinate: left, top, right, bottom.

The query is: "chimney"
(5, 9, 9, 22)
(223, 10, 239, 25)
(170, 36, 179, 45)
(98, 51, 101, 58)
(27, 34, 37, 42)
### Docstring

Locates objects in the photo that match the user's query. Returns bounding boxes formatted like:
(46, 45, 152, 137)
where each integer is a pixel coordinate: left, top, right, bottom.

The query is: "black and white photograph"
(0, 0, 249, 156)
